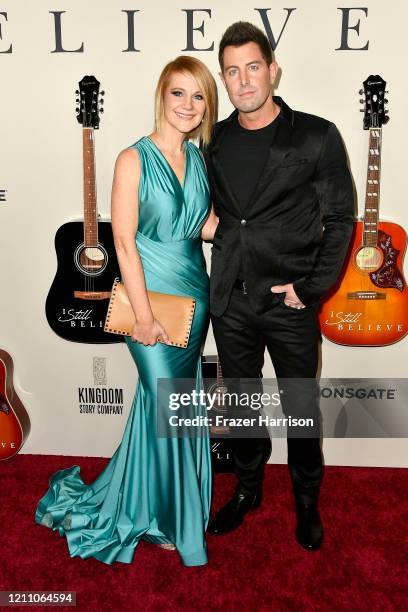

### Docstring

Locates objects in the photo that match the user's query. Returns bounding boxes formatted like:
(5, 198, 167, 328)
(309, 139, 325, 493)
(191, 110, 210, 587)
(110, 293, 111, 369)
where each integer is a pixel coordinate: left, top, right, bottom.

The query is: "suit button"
(240, 219, 247, 226)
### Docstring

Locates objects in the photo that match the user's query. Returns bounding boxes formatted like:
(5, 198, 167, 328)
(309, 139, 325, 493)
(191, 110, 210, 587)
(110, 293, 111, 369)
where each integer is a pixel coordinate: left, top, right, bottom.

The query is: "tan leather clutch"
(104, 277, 196, 348)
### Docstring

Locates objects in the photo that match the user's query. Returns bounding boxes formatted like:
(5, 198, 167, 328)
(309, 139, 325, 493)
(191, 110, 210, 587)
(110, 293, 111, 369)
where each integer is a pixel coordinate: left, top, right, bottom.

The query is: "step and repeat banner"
(1, 1, 407, 466)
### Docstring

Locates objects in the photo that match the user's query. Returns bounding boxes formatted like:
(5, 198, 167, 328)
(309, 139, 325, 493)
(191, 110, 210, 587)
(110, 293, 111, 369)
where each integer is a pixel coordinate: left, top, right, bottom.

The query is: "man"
(203, 22, 354, 550)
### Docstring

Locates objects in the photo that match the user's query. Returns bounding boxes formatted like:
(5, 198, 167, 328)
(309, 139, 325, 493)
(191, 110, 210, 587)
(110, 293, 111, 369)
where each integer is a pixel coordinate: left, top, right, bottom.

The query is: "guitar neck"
(363, 128, 382, 246)
(83, 127, 98, 247)
(217, 358, 224, 386)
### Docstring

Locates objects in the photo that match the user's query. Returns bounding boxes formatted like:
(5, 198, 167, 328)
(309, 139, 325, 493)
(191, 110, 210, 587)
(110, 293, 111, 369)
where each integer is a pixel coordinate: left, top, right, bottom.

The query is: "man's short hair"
(218, 21, 273, 71)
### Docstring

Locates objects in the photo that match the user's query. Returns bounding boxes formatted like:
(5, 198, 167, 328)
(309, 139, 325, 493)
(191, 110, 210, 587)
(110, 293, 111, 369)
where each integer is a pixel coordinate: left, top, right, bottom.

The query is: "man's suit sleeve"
(292, 122, 355, 306)
(199, 138, 209, 167)
(199, 133, 218, 216)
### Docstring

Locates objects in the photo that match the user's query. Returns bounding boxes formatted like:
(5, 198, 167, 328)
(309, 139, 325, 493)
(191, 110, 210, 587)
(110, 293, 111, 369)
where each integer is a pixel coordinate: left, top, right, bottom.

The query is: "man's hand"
(271, 283, 306, 309)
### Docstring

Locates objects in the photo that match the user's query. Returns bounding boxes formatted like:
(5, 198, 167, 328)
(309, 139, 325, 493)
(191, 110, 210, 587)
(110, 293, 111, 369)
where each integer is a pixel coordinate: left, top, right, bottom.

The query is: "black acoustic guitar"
(45, 76, 124, 343)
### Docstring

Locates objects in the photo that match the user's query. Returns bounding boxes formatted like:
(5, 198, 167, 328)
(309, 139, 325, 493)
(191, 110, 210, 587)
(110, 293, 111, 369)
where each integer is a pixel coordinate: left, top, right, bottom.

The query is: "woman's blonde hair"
(154, 55, 217, 146)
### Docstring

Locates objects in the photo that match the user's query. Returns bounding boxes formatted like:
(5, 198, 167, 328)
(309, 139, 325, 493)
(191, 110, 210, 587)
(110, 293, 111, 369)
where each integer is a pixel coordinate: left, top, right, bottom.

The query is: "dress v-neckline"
(145, 136, 189, 191)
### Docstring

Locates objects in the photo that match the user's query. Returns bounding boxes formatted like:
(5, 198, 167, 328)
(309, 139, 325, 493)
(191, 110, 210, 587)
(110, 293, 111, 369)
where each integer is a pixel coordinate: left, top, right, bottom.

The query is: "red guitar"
(0, 349, 31, 460)
(319, 75, 408, 346)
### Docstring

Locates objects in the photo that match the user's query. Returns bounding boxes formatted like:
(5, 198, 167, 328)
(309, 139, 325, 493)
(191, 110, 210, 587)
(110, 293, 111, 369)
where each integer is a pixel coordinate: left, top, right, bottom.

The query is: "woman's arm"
(198, 145, 219, 241)
(201, 205, 219, 241)
(111, 148, 169, 345)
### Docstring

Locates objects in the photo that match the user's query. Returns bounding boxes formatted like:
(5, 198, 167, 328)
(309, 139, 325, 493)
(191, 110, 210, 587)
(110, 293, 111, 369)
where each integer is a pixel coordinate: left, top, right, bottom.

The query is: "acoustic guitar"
(0, 349, 31, 460)
(319, 75, 408, 346)
(45, 75, 123, 343)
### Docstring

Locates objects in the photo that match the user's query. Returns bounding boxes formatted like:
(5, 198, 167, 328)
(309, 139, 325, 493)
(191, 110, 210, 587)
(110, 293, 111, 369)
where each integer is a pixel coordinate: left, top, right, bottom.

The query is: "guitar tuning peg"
(385, 90, 389, 93)
(99, 98, 104, 105)
(359, 99, 364, 104)
(75, 89, 79, 94)
(100, 108, 104, 113)
(100, 90, 105, 96)
(384, 98, 388, 104)
(384, 109, 389, 114)
(359, 89, 364, 95)
(383, 115, 390, 123)
(359, 109, 365, 112)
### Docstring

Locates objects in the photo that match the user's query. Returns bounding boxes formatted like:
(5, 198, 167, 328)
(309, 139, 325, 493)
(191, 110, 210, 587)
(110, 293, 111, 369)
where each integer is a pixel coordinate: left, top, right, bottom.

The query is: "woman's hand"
(201, 206, 219, 241)
(131, 319, 170, 345)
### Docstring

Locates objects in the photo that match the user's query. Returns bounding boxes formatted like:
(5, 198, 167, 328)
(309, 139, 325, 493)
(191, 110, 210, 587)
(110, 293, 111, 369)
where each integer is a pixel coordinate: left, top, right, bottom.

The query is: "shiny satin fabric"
(34, 136, 212, 566)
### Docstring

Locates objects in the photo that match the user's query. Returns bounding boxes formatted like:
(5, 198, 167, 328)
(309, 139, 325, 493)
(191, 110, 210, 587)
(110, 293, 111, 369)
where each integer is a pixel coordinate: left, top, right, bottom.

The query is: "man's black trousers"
(211, 286, 323, 505)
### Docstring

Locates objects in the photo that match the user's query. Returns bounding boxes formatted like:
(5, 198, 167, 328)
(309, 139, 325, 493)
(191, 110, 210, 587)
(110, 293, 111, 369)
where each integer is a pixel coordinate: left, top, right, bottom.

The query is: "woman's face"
(162, 71, 206, 135)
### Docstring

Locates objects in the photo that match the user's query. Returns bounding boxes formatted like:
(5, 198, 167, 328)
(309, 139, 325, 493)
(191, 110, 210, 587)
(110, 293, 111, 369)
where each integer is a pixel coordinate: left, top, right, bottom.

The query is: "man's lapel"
(210, 97, 295, 218)
(240, 97, 294, 217)
(211, 110, 242, 216)
(240, 114, 292, 217)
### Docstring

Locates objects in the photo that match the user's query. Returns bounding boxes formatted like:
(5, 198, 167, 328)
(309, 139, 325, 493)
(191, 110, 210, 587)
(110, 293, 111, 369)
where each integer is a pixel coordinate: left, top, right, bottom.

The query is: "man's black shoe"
(208, 490, 262, 535)
(295, 502, 323, 551)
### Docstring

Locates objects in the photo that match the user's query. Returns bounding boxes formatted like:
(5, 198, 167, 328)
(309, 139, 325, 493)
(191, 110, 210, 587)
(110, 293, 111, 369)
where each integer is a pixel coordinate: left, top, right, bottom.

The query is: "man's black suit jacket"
(203, 96, 355, 317)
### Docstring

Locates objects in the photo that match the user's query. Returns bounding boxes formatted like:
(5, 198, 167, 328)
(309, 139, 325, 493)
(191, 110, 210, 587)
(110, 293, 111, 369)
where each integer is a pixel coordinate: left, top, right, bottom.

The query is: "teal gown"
(34, 136, 212, 567)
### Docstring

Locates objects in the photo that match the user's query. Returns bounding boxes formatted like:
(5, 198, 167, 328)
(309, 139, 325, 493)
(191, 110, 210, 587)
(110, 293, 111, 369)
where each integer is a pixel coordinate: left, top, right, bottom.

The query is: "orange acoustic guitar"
(0, 349, 31, 460)
(319, 75, 408, 346)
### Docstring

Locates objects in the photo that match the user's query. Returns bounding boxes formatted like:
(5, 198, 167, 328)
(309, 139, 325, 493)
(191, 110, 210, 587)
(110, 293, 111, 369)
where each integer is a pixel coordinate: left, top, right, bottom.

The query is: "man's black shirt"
(217, 115, 279, 281)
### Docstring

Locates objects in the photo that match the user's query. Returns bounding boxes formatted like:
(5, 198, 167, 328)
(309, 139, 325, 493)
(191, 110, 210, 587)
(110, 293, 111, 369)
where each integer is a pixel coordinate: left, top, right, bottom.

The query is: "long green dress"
(34, 136, 212, 567)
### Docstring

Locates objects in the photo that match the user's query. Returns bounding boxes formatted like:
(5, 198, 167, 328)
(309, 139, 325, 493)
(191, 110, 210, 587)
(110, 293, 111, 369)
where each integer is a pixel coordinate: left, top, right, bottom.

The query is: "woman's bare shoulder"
(114, 146, 141, 178)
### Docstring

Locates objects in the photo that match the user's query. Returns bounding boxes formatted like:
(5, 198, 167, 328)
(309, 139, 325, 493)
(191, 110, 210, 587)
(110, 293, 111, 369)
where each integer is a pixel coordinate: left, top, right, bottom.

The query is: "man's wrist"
(292, 278, 314, 307)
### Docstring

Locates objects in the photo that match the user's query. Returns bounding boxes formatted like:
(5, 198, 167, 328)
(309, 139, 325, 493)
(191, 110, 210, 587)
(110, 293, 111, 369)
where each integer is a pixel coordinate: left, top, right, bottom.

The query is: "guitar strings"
(361, 127, 381, 307)
(92, 126, 97, 295)
(82, 107, 86, 295)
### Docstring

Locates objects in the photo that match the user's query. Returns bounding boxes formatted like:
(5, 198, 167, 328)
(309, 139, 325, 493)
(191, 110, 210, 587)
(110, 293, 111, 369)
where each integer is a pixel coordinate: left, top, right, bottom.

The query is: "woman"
(34, 56, 219, 567)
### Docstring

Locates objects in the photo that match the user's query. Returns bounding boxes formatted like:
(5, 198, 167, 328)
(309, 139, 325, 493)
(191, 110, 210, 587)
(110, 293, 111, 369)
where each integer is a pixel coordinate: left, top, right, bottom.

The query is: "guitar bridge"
(74, 291, 111, 300)
(347, 291, 386, 300)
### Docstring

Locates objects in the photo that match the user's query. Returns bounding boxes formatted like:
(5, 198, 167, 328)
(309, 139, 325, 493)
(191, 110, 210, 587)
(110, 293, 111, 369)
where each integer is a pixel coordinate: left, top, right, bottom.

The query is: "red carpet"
(0, 455, 407, 611)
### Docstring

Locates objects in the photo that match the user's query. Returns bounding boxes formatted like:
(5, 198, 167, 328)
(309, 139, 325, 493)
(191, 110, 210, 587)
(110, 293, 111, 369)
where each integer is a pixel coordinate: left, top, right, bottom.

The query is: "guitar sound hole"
(74, 243, 108, 276)
(355, 246, 383, 272)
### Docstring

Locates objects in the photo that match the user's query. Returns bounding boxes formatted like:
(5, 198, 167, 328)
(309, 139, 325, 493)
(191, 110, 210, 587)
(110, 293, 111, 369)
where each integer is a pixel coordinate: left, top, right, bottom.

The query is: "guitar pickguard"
(370, 230, 405, 291)
(0, 393, 10, 414)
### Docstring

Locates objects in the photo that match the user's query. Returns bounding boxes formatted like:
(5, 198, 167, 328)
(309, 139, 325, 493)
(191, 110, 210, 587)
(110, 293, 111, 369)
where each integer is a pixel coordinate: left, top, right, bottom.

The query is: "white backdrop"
(0, 0, 406, 466)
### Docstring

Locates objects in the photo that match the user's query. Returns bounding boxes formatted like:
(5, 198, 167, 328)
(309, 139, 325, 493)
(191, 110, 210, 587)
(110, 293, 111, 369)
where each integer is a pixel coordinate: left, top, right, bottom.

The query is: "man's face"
(220, 41, 278, 114)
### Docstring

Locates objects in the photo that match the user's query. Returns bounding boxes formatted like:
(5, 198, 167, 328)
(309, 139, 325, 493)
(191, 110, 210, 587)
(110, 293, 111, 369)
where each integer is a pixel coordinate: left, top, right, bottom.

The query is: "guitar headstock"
(359, 75, 389, 129)
(75, 75, 104, 129)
